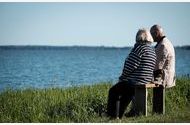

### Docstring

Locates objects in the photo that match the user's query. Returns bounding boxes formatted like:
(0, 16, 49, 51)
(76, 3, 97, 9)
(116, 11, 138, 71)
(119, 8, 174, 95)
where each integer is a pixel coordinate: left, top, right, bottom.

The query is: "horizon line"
(0, 44, 190, 48)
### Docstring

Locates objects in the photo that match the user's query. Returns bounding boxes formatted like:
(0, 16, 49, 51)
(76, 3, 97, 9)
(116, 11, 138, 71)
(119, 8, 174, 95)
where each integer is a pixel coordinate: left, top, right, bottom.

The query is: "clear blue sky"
(0, 2, 190, 47)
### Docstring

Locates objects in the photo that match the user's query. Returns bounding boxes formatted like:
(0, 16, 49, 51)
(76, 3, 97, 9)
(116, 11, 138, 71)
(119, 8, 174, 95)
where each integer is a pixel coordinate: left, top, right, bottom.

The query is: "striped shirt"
(119, 43, 156, 85)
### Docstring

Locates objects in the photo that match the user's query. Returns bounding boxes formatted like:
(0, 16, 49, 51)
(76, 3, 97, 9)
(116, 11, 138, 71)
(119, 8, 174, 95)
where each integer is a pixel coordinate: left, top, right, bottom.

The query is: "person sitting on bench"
(150, 24, 176, 88)
(107, 28, 156, 119)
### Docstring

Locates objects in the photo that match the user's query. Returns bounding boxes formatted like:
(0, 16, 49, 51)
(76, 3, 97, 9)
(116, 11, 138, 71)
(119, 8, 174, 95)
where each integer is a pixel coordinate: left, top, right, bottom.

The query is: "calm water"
(0, 46, 190, 90)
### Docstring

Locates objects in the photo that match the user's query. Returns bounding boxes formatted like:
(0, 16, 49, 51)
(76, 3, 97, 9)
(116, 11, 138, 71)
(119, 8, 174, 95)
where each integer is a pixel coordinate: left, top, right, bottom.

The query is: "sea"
(0, 46, 190, 91)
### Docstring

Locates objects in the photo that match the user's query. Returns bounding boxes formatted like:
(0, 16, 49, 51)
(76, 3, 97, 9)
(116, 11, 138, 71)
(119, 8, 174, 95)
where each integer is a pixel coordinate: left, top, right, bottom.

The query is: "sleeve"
(155, 44, 168, 70)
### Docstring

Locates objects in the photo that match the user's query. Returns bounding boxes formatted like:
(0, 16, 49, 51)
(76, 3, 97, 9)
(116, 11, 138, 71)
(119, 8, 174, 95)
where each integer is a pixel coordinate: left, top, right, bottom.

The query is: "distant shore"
(0, 45, 190, 50)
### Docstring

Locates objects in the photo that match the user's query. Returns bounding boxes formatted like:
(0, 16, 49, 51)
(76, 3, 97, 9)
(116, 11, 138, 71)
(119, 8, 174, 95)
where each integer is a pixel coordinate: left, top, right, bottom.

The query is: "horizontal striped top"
(119, 43, 156, 85)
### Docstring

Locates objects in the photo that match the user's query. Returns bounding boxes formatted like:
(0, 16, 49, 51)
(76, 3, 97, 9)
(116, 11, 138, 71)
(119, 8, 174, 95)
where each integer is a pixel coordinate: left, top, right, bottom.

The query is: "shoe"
(125, 109, 138, 117)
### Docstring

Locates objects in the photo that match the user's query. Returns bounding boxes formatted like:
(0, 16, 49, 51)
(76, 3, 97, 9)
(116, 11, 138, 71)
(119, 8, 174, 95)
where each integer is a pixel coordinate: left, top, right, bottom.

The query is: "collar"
(155, 36, 166, 48)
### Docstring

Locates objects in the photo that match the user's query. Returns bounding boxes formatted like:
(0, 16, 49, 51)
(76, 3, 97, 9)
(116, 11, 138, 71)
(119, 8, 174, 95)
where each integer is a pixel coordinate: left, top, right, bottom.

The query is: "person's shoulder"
(142, 44, 155, 54)
(162, 37, 175, 49)
(162, 37, 172, 45)
(144, 44, 154, 49)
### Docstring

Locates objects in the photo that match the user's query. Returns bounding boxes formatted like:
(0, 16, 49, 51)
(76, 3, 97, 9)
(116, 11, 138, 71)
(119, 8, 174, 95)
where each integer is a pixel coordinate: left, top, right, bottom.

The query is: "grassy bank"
(0, 78, 190, 123)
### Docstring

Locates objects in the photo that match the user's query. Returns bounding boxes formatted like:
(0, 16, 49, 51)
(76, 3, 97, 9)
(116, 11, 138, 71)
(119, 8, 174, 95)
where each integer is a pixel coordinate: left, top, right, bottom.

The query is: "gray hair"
(136, 28, 154, 44)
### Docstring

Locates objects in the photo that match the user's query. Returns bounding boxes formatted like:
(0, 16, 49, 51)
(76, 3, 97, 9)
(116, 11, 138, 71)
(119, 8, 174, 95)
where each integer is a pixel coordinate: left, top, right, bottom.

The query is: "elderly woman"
(107, 28, 156, 119)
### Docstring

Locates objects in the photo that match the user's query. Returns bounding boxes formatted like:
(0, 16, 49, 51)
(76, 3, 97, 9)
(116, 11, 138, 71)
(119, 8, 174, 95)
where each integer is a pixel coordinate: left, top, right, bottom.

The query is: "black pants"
(107, 81, 135, 118)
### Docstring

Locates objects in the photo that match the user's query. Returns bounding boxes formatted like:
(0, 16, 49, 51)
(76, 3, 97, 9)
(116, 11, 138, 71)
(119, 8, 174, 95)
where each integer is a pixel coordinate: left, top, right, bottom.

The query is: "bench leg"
(134, 87, 147, 116)
(153, 86, 165, 114)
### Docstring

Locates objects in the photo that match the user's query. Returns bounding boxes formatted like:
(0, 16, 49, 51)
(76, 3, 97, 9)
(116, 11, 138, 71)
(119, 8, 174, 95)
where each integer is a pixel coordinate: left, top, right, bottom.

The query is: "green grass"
(0, 78, 190, 123)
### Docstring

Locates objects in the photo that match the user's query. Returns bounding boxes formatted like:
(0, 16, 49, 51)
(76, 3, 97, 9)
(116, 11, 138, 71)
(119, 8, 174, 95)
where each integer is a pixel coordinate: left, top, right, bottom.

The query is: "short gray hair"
(136, 28, 154, 44)
(150, 24, 165, 36)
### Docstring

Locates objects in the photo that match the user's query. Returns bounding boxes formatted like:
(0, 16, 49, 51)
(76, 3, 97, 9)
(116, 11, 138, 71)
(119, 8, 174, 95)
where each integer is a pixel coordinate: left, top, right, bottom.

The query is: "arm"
(121, 52, 141, 77)
(155, 44, 168, 70)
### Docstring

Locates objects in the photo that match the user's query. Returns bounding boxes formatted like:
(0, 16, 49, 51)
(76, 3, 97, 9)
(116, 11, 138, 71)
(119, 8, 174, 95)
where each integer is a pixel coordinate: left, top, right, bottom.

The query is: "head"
(136, 28, 154, 44)
(150, 24, 165, 42)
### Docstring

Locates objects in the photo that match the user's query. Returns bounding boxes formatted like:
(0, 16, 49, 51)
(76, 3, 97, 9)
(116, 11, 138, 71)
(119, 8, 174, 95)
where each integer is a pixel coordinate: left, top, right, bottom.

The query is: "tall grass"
(0, 78, 189, 123)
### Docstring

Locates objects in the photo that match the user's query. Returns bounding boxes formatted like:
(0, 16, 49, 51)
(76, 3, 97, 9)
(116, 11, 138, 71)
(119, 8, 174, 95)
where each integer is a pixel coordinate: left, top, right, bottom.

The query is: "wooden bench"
(134, 83, 165, 116)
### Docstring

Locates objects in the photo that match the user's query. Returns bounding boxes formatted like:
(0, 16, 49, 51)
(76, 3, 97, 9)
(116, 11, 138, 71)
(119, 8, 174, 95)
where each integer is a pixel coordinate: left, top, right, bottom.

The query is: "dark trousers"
(107, 81, 135, 118)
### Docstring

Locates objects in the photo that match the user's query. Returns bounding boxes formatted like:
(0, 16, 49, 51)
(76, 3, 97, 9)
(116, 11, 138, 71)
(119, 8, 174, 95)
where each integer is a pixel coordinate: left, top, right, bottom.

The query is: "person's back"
(119, 42, 156, 85)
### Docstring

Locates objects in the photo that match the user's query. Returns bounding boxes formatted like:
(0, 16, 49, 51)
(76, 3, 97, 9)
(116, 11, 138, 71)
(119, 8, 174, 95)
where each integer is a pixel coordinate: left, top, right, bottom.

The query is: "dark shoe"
(125, 109, 139, 117)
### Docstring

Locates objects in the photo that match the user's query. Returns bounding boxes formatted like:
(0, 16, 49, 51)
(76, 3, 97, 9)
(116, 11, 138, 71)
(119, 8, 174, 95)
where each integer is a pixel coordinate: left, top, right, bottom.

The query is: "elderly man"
(150, 25, 176, 88)
(107, 28, 156, 119)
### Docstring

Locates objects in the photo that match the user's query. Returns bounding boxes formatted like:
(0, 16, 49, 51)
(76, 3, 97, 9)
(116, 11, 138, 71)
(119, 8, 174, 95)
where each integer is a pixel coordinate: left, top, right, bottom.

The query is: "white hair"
(136, 28, 154, 44)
